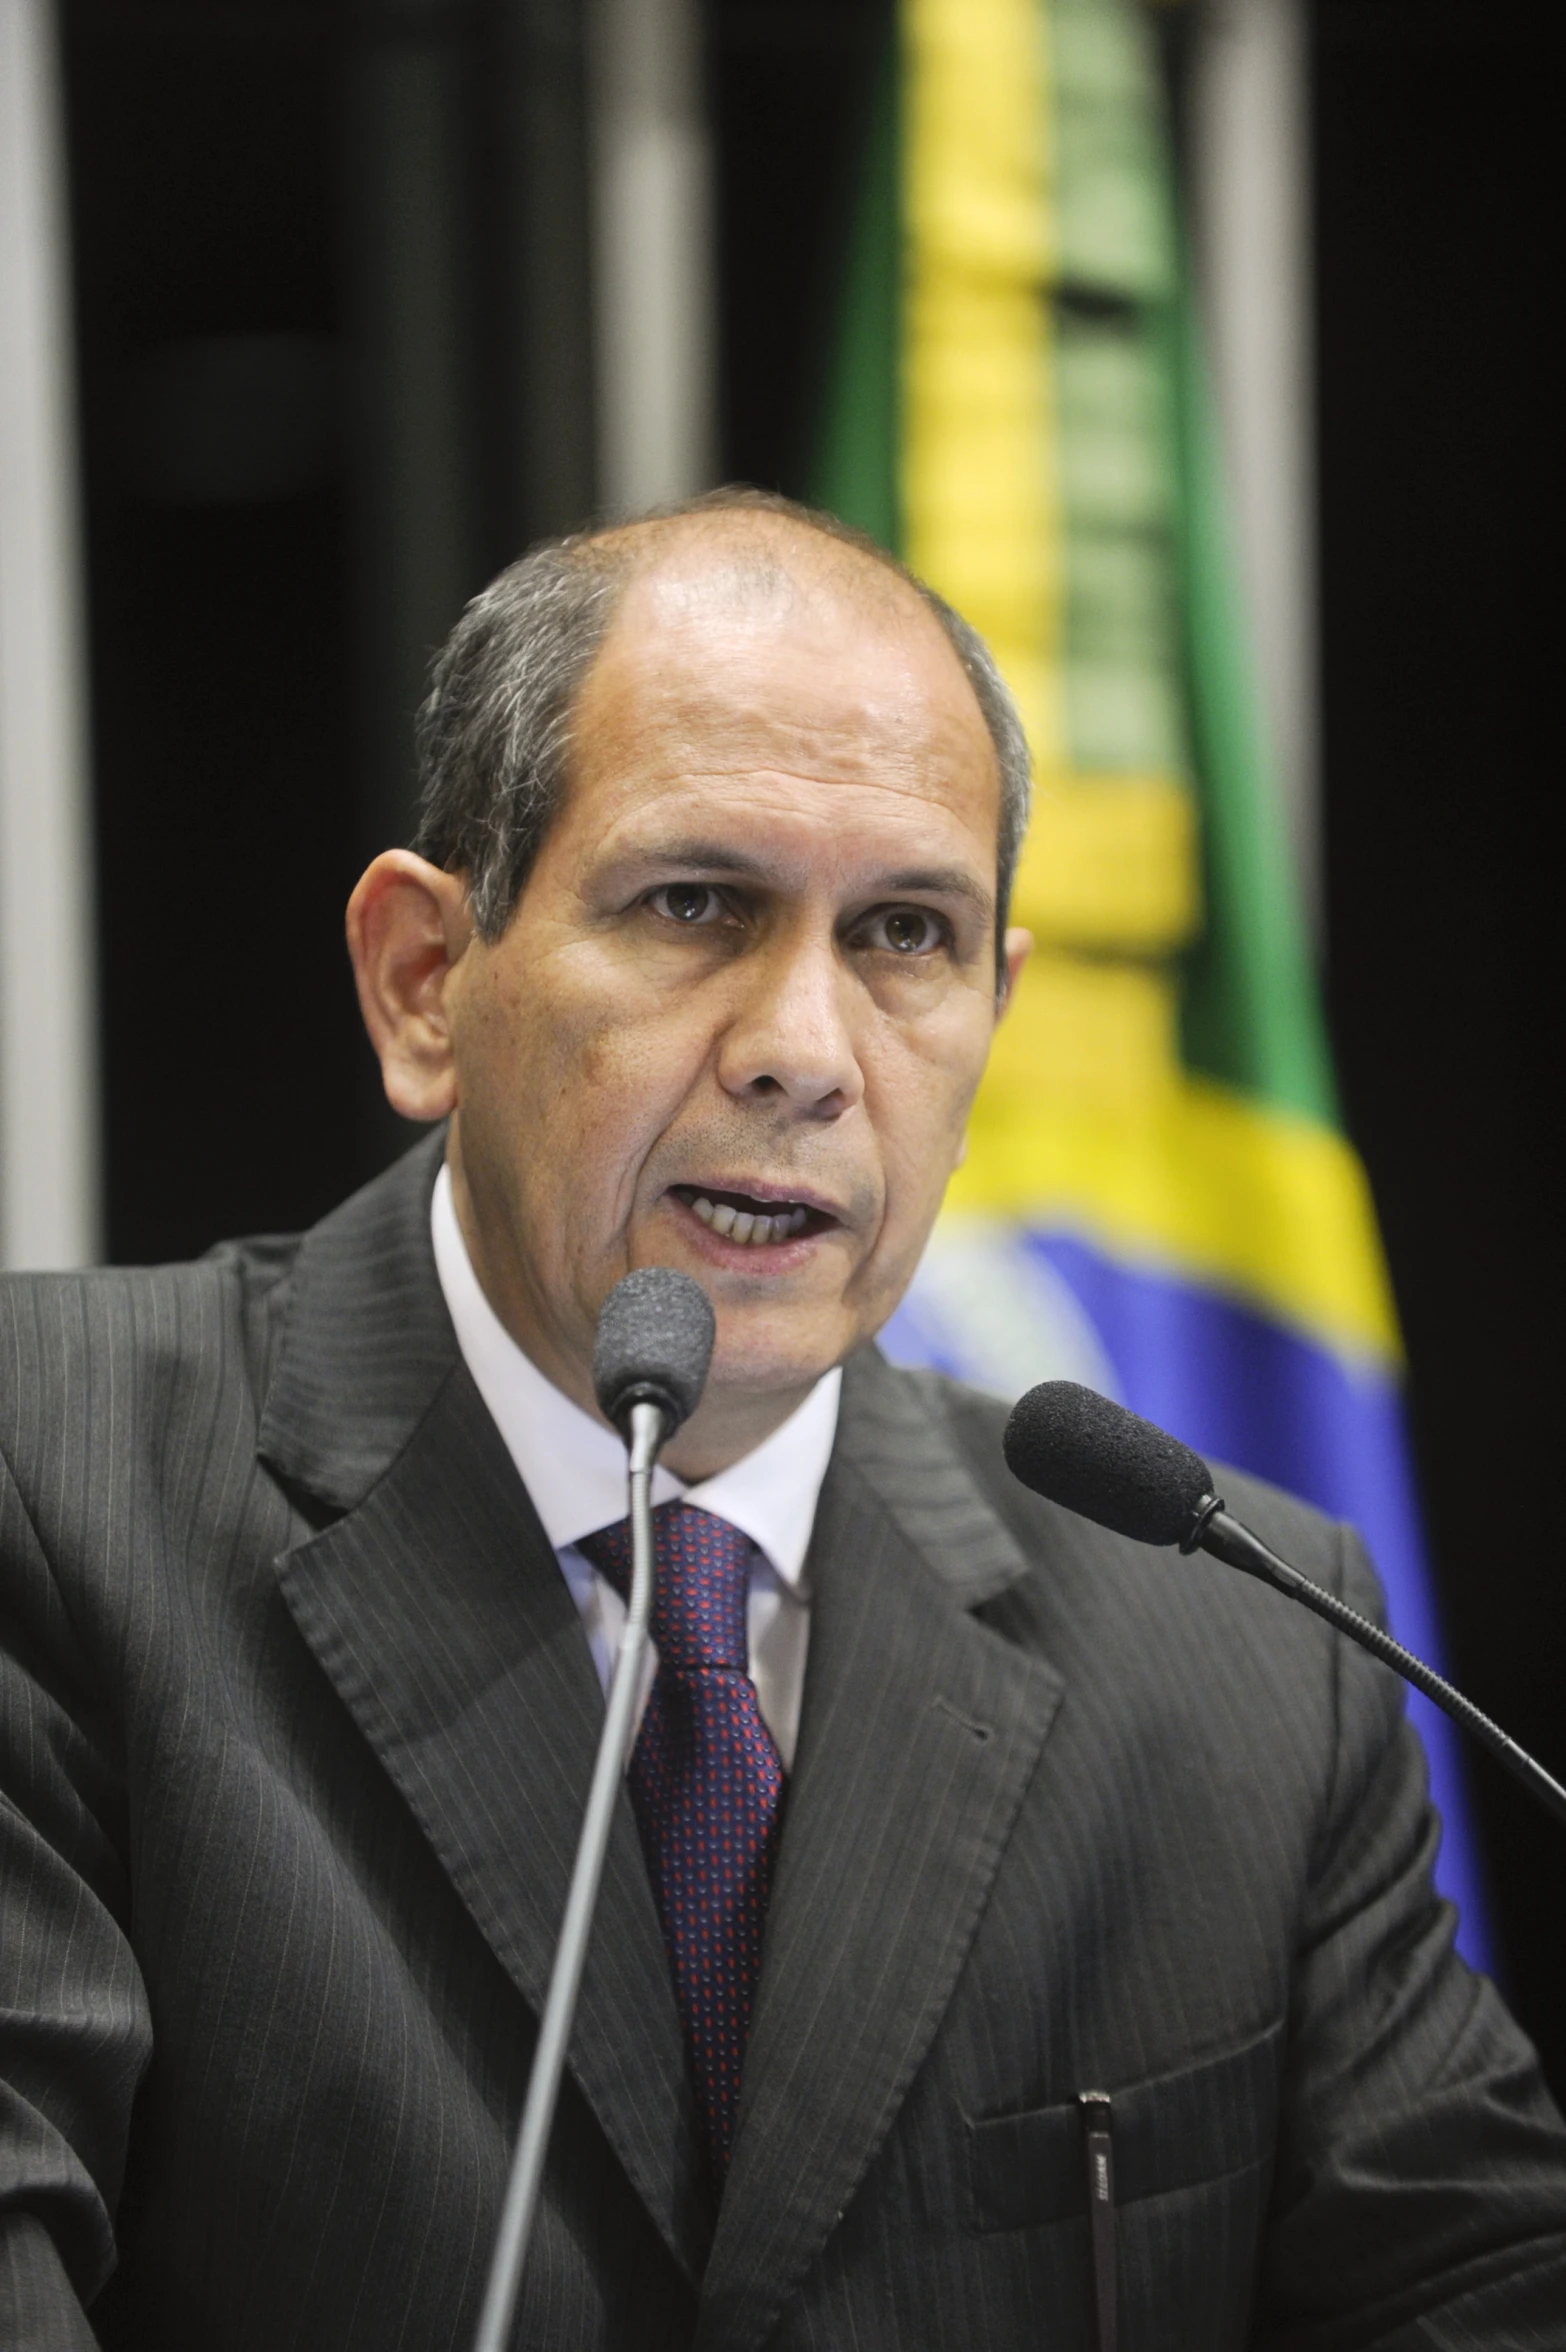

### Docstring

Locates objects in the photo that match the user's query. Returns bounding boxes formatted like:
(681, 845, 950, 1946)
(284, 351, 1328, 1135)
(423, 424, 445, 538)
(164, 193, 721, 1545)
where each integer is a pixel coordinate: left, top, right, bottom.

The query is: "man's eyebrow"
(875, 865, 994, 913)
(623, 840, 773, 881)
(625, 841, 994, 912)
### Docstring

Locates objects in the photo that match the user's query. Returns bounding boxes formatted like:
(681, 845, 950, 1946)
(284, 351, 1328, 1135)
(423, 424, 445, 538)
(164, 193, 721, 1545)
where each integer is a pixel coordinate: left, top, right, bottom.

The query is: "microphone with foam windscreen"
(592, 1263, 717, 1440)
(1003, 1380, 1566, 1832)
(473, 1269, 715, 2352)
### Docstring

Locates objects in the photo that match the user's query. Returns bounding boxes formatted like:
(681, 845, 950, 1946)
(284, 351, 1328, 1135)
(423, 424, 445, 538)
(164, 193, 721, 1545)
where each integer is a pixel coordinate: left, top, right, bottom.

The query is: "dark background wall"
(66, 2, 364, 1259)
(64, 0, 598, 1258)
(59, 0, 1562, 2091)
(1312, 0, 1562, 2088)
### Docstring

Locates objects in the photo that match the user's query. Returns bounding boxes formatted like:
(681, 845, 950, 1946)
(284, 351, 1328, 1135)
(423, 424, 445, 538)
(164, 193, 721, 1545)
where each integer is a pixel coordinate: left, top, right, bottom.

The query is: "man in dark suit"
(3, 493, 1565, 2348)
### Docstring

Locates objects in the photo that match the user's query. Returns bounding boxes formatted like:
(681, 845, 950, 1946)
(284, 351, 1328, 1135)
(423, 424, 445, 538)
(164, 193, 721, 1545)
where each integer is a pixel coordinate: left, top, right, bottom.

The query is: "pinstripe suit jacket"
(2, 1131, 1564, 2351)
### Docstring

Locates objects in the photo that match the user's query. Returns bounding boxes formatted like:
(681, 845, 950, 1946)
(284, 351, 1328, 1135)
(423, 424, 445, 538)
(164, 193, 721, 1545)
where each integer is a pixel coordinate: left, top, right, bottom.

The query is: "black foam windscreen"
(1002, 1380, 1214, 1547)
(593, 1268, 716, 1437)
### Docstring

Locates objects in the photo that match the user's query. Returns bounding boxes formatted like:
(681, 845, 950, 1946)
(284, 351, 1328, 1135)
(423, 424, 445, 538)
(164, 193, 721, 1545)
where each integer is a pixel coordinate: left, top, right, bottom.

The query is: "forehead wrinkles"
(579, 586, 993, 809)
(612, 670, 981, 804)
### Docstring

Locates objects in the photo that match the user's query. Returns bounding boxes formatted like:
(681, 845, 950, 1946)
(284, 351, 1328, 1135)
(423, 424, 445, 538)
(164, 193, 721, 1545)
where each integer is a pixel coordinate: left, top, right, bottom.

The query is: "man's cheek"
(523, 996, 644, 1121)
(579, 998, 712, 1110)
(876, 1039, 981, 1169)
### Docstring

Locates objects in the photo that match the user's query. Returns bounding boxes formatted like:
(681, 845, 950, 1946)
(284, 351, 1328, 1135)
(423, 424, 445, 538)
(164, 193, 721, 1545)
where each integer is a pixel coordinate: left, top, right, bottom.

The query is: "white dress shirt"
(431, 1166, 840, 1770)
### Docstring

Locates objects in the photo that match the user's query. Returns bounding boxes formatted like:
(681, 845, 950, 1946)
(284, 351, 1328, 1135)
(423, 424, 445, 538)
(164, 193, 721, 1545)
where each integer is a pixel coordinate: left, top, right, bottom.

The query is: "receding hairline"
(576, 502, 969, 652)
(572, 507, 999, 760)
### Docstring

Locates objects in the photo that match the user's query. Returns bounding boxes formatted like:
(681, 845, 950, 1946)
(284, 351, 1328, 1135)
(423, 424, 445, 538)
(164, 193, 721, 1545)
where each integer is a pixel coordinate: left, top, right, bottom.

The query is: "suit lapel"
(697, 1352, 1066, 2351)
(258, 1136, 712, 2280)
(258, 1144, 1065, 2318)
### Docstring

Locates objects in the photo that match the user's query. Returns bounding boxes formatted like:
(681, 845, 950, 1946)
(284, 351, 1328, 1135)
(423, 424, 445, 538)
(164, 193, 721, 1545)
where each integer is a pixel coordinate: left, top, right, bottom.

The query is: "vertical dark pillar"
(344, 0, 598, 854)
(492, 0, 598, 550)
(709, 0, 889, 495)
(344, 0, 487, 864)
(342, 0, 597, 1169)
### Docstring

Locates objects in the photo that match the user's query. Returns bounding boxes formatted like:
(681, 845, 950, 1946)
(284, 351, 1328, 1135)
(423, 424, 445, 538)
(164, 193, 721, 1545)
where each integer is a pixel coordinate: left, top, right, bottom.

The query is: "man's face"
(442, 529, 1020, 1448)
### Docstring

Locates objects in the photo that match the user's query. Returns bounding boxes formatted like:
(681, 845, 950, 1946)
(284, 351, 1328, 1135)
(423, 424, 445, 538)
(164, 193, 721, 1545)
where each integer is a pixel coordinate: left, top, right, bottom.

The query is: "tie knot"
(578, 1502, 754, 1675)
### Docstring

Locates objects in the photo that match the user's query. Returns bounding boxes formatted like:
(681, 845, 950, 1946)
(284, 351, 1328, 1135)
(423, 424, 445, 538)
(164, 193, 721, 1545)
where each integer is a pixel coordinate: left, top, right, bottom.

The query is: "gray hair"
(412, 488, 1032, 980)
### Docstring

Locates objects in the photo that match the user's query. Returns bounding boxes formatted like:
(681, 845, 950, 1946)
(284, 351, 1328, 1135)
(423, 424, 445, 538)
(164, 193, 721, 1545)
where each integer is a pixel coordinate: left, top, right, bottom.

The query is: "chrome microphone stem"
(472, 1398, 662, 2352)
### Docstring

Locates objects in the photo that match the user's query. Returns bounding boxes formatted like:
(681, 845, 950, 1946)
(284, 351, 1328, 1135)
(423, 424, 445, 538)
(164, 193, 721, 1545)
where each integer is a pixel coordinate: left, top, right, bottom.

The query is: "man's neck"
(655, 1382, 820, 1482)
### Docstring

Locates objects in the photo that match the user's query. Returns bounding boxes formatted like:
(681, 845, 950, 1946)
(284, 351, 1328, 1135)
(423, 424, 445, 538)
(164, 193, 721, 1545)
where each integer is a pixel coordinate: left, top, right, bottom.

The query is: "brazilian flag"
(815, 0, 1488, 1956)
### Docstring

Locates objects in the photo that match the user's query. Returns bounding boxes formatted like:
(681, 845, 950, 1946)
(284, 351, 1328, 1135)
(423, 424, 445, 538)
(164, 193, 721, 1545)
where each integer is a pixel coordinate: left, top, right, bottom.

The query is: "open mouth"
(669, 1184, 835, 1249)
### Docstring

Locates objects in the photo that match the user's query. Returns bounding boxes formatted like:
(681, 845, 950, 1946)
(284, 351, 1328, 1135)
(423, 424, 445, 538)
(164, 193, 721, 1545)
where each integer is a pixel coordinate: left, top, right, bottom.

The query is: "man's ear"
(346, 851, 473, 1121)
(998, 925, 1033, 1014)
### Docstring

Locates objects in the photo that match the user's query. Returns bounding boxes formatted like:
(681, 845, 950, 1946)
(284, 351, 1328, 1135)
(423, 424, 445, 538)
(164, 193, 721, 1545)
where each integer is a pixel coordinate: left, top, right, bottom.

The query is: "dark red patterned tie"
(577, 1502, 784, 2171)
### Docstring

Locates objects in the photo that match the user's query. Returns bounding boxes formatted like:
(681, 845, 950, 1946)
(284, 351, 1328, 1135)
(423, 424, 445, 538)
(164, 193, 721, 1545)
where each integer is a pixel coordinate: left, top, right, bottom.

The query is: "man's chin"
(703, 1298, 859, 1404)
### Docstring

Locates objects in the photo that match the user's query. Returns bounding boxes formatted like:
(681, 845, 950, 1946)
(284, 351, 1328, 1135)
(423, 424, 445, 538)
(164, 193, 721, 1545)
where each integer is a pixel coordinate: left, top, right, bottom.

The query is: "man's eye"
(648, 883, 724, 926)
(861, 906, 946, 955)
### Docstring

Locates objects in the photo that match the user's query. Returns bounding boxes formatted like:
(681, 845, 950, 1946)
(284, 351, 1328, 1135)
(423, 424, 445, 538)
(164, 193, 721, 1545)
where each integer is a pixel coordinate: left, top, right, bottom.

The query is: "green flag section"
(1175, 282, 1337, 1124)
(814, 45, 901, 556)
(811, 0, 1488, 1960)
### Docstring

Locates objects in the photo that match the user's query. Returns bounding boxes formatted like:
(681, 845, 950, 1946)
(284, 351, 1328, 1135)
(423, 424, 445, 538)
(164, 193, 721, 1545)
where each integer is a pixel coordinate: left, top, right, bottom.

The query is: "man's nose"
(715, 927, 866, 1117)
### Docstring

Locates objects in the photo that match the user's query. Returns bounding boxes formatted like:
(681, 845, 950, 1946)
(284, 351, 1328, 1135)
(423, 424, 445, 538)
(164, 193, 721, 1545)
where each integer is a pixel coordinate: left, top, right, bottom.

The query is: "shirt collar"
(431, 1163, 841, 1590)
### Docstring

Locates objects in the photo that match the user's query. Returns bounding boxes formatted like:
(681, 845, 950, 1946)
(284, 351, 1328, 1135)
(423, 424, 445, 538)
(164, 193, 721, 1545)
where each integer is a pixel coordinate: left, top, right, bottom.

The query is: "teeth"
(686, 1195, 811, 1245)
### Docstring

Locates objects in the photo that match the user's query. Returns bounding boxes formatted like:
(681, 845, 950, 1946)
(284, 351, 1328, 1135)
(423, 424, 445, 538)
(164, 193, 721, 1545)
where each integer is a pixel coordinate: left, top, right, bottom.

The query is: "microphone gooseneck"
(1003, 1380, 1566, 1835)
(474, 1272, 715, 2352)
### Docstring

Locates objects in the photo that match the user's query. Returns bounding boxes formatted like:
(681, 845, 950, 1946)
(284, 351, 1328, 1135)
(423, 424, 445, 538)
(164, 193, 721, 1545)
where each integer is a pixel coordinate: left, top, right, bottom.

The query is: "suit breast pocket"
(967, 2022, 1283, 2235)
